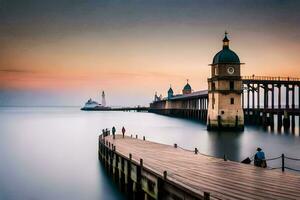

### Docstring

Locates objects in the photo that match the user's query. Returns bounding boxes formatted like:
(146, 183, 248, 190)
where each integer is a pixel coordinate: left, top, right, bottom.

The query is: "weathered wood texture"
(104, 135, 300, 200)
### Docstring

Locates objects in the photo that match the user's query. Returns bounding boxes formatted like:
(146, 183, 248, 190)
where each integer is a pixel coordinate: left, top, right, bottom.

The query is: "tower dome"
(182, 80, 192, 95)
(212, 32, 240, 65)
(183, 83, 191, 91)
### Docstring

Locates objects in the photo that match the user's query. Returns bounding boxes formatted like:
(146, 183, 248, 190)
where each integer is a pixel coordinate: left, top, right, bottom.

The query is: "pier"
(109, 106, 149, 112)
(82, 106, 149, 112)
(149, 76, 300, 131)
(98, 134, 300, 200)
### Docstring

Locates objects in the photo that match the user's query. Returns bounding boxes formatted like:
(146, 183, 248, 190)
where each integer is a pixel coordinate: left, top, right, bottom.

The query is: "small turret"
(167, 85, 174, 99)
(154, 92, 159, 101)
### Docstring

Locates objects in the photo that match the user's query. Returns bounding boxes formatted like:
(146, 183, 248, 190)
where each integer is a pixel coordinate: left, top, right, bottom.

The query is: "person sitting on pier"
(254, 148, 267, 168)
(112, 126, 116, 139)
(122, 126, 126, 137)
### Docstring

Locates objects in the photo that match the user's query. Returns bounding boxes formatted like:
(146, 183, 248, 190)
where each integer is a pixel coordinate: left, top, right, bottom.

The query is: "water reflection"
(207, 131, 242, 161)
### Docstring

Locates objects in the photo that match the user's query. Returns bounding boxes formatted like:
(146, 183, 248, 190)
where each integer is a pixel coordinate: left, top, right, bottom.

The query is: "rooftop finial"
(187, 79, 189, 83)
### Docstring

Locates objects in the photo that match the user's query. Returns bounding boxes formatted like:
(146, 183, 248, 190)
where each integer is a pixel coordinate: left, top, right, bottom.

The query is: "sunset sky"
(1, 0, 300, 106)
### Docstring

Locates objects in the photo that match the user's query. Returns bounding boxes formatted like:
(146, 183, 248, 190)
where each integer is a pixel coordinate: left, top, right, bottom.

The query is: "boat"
(81, 91, 111, 111)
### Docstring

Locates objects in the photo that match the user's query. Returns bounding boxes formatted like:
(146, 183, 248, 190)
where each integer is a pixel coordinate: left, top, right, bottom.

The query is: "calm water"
(0, 107, 300, 200)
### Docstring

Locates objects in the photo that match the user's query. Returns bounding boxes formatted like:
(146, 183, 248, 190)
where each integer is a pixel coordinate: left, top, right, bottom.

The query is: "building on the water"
(207, 32, 244, 130)
(149, 32, 244, 131)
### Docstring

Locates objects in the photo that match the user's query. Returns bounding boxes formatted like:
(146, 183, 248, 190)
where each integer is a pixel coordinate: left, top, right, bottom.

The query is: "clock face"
(227, 66, 235, 75)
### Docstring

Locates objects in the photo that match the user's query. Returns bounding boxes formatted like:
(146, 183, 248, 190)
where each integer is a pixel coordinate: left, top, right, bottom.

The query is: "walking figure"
(112, 126, 116, 139)
(254, 147, 267, 168)
(122, 126, 126, 138)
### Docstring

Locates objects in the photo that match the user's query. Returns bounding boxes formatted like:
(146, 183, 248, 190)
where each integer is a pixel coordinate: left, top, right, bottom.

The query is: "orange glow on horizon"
(1, 31, 300, 96)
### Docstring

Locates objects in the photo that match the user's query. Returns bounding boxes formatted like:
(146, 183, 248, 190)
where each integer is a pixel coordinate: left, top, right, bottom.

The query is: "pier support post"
(204, 192, 210, 200)
(277, 84, 282, 131)
(282, 154, 285, 172)
(262, 84, 268, 128)
(109, 149, 113, 176)
(283, 111, 290, 132)
(194, 148, 198, 154)
(252, 83, 255, 123)
(299, 85, 300, 131)
(163, 171, 167, 179)
(127, 153, 133, 198)
(270, 84, 275, 129)
(291, 114, 295, 133)
(272, 84, 274, 109)
(278, 84, 281, 109)
(257, 83, 260, 110)
(292, 85, 295, 109)
(247, 84, 250, 122)
(291, 85, 295, 133)
(157, 171, 168, 199)
(270, 114, 274, 130)
(257, 84, 261, 125)
(286, 84, 289, 109)
(134, 159, 143, 200)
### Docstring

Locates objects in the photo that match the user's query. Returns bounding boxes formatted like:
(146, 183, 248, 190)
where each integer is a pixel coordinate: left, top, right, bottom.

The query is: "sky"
(0, 0, 300, 106)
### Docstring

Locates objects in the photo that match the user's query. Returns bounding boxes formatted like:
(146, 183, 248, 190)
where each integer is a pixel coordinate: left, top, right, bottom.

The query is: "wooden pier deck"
(99, 134, 300, 200)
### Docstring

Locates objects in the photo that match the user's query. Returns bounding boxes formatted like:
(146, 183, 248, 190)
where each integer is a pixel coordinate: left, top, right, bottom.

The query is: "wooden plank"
(103, 135, 300, 200)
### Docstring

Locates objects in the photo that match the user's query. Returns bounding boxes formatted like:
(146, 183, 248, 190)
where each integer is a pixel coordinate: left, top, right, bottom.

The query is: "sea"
(0, 107, 299, 200)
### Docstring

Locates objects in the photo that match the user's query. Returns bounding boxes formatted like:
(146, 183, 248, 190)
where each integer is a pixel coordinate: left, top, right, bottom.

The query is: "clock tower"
(207, 32, 244, 131)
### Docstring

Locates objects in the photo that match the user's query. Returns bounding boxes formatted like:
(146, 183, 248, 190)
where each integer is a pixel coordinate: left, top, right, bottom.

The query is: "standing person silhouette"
(112, 126, 116, 139)
(122, 126, 126, 138)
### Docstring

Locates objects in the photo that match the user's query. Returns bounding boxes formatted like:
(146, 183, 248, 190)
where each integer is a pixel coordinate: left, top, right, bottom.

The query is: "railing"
(260, 154, 300, 172)
(175, 144, 300, 173)
(242, 75, 300, 82)
(243, 105, 300, 109)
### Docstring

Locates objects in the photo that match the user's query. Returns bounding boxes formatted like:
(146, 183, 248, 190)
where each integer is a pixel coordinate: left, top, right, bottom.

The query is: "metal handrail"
(285, 156, 300, 161)
(242, 75, 300, 82)
(252, 154, 300, 172)
(265, 155, 282, 161)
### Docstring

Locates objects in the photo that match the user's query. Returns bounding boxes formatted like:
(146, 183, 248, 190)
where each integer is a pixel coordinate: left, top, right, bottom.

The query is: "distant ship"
(81, 91, 111, 111)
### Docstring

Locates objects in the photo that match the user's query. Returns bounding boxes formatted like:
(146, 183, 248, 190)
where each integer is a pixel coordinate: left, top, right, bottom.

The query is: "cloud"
(0, 68, 36, 73)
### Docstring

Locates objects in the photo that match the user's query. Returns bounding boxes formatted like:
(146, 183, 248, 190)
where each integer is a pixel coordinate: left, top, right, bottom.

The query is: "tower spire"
(223, 31, 229, 49)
